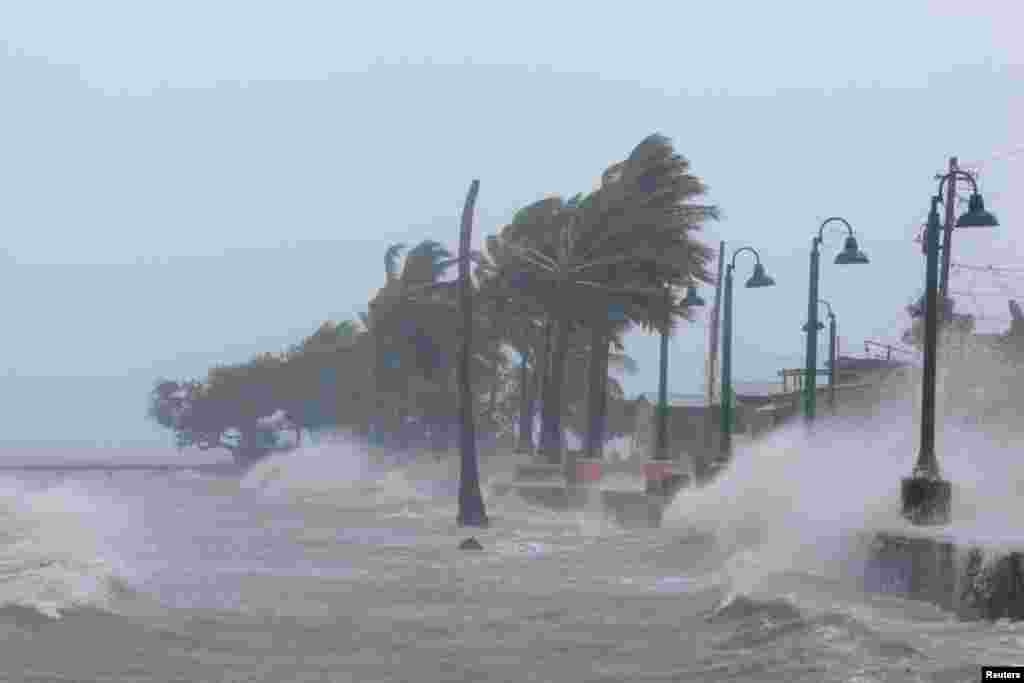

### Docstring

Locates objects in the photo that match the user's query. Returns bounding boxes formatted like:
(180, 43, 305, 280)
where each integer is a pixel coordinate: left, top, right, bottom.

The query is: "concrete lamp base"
(901, 476, 952, 526)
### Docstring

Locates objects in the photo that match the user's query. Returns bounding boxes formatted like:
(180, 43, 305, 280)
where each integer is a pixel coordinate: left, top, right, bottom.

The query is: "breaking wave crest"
(240, 432, 456, 508)
(0, 478, 134, 619)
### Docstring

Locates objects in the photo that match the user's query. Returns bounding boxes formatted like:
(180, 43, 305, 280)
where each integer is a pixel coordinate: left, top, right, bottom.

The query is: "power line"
(966, 268, 981, 314)
(951, 263, 1024, 275)
(949, 289, 1024, 298)
(902, 146, 1015, 242)
(961, 143, 1024, 171)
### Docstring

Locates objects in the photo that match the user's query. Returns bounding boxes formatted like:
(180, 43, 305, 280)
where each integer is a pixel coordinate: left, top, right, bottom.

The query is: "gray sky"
(0, 1, 1020, 447)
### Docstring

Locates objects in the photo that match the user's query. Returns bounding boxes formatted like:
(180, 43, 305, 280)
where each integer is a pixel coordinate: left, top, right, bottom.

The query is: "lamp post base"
(900, 475, 951, 526)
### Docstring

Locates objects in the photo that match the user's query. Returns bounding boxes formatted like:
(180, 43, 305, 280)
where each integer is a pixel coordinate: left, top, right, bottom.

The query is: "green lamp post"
(646, 283, 705, 496)
(720, 247, 776, 459)
(803, 218, 868, 424)
(902, 171, 998, 526)
(653, 283, 705, 462)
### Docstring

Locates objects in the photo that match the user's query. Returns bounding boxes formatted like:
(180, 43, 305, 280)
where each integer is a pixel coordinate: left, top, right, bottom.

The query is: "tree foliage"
(149, 133, 717, 464)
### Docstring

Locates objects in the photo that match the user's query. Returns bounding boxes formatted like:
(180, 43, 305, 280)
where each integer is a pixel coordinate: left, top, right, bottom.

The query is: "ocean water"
(0, 420, 1021, 683)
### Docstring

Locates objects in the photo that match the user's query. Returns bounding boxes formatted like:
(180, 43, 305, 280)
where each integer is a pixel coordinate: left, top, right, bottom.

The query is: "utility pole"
(705, 242, 725, 408)
(703, 241, 725, 471)
(938, 157, 958, 424)
(939, 157, 958, 304)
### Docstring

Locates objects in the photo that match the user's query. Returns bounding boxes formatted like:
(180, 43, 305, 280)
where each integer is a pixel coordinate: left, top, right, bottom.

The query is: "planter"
(643, 461, 689, 497)
(575, 459, 603, 484)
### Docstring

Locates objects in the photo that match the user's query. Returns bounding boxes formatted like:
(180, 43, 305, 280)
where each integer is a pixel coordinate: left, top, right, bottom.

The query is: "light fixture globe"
(834, 235, 870, 265)
(955, 193, 999, 228)
(681, 285, 705, 307)
(746, 263, 775, 288)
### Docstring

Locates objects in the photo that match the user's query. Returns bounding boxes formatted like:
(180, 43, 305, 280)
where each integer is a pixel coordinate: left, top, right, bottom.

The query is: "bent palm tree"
(369, 240, 460, 446)
(486, 134, 717, 469)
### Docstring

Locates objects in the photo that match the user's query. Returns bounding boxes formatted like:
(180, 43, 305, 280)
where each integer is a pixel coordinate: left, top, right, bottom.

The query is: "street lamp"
(653, 284, 705, 462)
(803, 218, 869, 424)
(651, 282, 708, 464)
(902, 171, 998, 526)
(647, 283, 705, 496)
(720, 247, 776, 458)
(817, 299, 838, 412)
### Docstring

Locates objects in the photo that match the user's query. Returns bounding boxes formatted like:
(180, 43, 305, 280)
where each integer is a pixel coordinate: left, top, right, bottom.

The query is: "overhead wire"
(952, 263, 1024, 275)
(886, 144, 1019, 350)
(960, 143, 1024, 172)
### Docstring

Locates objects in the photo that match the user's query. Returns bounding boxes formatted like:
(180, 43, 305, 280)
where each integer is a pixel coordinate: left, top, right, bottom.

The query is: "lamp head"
(834, 235, 869, 265)
(681, 285, 705, 307)
(955, 192, 999, 228)
(745, 263, 776, 288)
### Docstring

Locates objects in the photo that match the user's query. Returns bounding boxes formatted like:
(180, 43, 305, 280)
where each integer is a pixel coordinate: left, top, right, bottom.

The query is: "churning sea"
(0, 417, 1021, 682)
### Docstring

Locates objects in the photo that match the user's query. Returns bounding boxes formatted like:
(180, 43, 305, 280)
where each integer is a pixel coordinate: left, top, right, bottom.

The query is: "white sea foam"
(240, 432, 440, 508)
(664, 368, 1024, 600)
(0, 478, 131, 618)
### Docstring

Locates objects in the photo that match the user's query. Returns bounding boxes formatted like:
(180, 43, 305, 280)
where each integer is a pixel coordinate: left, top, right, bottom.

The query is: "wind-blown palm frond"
(607, 352, 639, 376)
(477, 134, 718, 463)
(385, 243, 407, 282)
(401, 240, 455, 285)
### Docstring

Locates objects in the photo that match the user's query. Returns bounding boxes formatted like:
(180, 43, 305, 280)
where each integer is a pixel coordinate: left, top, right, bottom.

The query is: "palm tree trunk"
(531, 320, 553, 458)
(515, 350, 534, 454)
(597, 338, 611, 456)
(540, 319, 554, 408)
(456, 179, 488, 528)
(539, 316, 571, 465)
(397, 395, 409, 450)
(583, 324, 606, 460)
(487, 356, 500, 433)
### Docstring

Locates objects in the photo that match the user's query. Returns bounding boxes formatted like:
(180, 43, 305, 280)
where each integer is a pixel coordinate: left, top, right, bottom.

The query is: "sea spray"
(664, 406, 914, 588)
(239, 431, 473, 511)
(0, 478, 131, 618)
(662, 373, 1024, 611)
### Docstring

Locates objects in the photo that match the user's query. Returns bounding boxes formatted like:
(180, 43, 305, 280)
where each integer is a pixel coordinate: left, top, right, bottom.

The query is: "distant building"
(627, 354, 917, 472)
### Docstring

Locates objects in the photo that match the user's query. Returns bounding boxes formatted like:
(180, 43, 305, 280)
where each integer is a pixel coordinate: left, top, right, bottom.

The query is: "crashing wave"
(0, 478, 131, 619)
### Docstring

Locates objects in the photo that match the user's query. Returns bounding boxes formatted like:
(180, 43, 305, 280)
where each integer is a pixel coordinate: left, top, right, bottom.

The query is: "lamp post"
(654, 283, 706, 461)
(803, 218, 869, 424)
(817, 299, 837, 412)
(902, 170, 998, 526)
(646, 283, 705, 495)
(720, 247, 776, 459)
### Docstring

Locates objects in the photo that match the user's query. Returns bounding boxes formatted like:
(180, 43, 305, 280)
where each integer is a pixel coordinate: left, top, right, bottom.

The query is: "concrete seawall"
(865, 531, 1023, 621)
(492, 479, 1024, 622)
